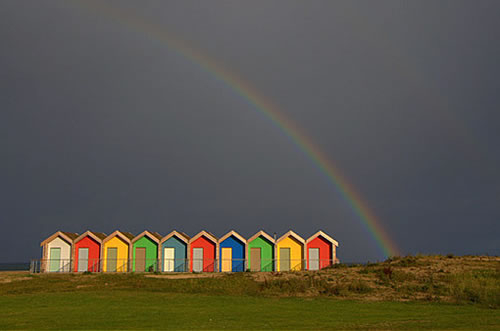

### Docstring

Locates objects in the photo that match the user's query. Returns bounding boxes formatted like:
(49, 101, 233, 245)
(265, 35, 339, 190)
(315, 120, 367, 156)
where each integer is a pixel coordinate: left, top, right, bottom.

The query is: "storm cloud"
(1, 0, 499, 262)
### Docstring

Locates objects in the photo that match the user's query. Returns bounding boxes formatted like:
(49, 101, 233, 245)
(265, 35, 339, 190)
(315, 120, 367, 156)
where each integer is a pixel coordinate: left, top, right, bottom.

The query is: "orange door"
(221, 247, 232, 272)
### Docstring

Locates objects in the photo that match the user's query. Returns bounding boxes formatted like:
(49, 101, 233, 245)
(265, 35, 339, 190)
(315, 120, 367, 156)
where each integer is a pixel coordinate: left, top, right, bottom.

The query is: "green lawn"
(1, 256, 499, 331)
(1, 290, 499, 330)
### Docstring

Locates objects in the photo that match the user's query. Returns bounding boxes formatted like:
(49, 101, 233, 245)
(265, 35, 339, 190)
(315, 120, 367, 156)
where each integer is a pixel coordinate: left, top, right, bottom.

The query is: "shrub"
(386, 256, 401, 263)
(358, 268, 370, 274)
(383, 267, 393, 279)
(325, 263, 348, 269)
(326, 283, 349, 296)
(393, 256, 418, 267)
(348, 280, 372, 294)
(446, 270, 500, 307)
(391, 270, 416, 282)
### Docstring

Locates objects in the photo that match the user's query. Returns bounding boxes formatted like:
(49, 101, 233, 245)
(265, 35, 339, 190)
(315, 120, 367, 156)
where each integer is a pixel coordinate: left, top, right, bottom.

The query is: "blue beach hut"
(219, 230, 246, 272)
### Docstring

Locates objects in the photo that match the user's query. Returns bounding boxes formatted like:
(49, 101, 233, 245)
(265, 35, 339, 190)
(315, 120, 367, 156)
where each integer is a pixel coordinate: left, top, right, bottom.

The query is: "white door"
(164, 247, 175, 272)
(309, 248, 320, 270)
(193, 248, 203, 272)
(78, 248, 89, 272)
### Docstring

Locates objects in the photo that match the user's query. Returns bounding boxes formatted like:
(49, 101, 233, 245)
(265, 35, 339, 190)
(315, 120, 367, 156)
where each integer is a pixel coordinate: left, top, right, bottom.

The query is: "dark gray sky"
(2, 0, 499, 262)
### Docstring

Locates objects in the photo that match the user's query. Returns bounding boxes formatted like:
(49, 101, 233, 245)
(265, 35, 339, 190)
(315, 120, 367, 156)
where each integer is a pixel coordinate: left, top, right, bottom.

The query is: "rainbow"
(70, 1, 400, 258)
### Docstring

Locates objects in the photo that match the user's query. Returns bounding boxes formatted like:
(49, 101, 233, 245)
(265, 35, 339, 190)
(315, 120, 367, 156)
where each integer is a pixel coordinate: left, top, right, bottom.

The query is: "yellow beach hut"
(102, 230, 134, 272)
(276, 230, 305, 271)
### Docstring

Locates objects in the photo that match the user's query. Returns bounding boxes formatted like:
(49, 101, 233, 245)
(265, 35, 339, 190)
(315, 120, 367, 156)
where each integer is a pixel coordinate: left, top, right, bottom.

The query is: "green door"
(107, 247, 118, 272)
(49, 248, 61, 272)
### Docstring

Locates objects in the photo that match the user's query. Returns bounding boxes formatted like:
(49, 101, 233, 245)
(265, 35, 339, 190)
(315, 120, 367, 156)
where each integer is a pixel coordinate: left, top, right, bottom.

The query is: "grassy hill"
(0, 255, 498, 330)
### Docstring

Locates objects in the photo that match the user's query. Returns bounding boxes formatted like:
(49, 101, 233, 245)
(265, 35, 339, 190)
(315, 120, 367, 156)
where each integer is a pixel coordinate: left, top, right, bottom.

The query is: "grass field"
(1, 291, 499, 330)
(0, 255, 498, 330)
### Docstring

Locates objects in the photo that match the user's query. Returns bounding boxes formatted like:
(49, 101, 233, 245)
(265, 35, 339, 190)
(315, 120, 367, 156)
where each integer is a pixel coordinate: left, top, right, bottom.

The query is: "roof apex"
(306, 230, 339, 246)
(219, 230, 247, 244)
(40, 231, 78, 246)
(132, 230, 161, 244)
(74, 230, 106, 244)
(189, 230, 218, 243)
(160, 230, 190, 244)
(103, 230, 134, 244)
(247, 230, 276, 244)
(276, 230, 305, 244)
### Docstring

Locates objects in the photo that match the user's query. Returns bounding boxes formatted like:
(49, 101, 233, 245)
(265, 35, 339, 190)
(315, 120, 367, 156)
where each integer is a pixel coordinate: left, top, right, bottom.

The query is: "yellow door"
(221, 247, 232, 272)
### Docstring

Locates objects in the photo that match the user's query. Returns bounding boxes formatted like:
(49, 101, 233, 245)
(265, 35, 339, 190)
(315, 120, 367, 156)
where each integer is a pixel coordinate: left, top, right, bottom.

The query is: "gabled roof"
(132, 230, 162, 244)
(40, 231, 78, 246)
(122, 231, 135, 241)
(219, 230, 246, 244)
(276, 230, 305, 245)
(93, 232, 108, 240)
(247, 230, 276, 244)
(103, 230, 134, 244)
(179, 231, 190, 240)
(63, 232, 79, 240)
(306, 230, 339, 247)
(160, 230, 190, 244)
(189, 230, 218, 244)
(74, 230, 107, 244)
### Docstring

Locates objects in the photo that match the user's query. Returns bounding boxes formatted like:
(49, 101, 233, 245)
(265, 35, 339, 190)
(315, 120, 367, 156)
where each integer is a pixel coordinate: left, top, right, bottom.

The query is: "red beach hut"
(73, 231, 107, 272)
(305, 231, 339, 270)
(189, 231, 218, 272)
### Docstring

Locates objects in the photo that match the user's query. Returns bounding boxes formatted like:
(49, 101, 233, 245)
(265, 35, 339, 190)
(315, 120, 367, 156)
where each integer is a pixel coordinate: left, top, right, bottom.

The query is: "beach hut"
(246, 230, 275, 272)
(73, 231, 107, 272)
(306, 231, 339, 270)
(276, 231, 305, 271)
(102, 231, 134, 272)
(189, 231, 218, 272)
(131, 231, 162, 272)
(159, 231, 190, 272)
(40, 231, 78, 272)
(219, 230, 246, 272)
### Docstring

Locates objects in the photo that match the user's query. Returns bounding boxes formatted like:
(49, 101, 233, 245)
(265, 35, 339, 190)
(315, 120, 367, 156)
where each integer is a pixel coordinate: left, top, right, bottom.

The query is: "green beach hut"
(131, 231, 162, 272)
(247, 230, 275, 272)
